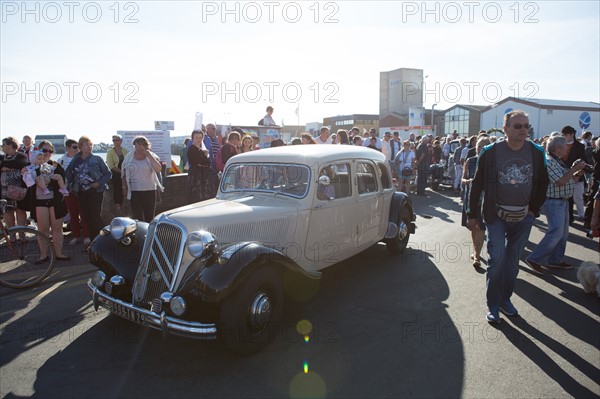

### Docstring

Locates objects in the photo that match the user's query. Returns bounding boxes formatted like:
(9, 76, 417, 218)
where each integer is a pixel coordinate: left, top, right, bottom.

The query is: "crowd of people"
(2, 111, 599, 322)
(183, 111, 599, 324)
(0, 134, 164, 261)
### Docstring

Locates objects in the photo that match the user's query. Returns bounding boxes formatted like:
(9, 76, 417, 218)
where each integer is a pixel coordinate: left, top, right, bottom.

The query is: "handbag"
(7, 185, 27, 201)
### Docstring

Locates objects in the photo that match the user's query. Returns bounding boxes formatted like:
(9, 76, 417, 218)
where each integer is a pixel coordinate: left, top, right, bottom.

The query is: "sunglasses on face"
(71, 145, 78, 149)
(41, 148, 54, 153)
(510, 123, 531, 130)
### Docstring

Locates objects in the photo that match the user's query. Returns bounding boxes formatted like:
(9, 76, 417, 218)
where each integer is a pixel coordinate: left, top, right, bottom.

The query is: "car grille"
(132, 221, 185, 310)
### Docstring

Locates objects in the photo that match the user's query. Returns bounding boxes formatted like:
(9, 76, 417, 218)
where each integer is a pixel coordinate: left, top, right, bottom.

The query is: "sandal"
(472, 260, 481, 269)
(56, 255, 71, 261)
(34, 257, 49, 265)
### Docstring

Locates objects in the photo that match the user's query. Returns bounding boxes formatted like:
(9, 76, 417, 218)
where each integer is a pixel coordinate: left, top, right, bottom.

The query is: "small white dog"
(577, 261, 600, 297)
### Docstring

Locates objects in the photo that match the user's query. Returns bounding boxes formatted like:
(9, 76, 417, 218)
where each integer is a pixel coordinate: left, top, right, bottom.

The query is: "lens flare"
(304, 335, 310, 343)
(296, 319, 313, 335)
(290, 371, 326, 399)
(303, 361, 309, 374)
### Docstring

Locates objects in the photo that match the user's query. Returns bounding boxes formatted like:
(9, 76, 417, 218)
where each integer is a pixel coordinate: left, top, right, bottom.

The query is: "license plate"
(110, 302, 147, 326)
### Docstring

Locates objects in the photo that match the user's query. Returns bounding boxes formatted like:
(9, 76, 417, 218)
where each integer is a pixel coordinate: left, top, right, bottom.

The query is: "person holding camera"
(525, 135, 588, 274)
(560, 125, 586, 223)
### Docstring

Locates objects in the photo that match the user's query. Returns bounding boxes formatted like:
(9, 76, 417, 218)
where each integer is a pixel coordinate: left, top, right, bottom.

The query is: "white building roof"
(517, 98, 600, 109)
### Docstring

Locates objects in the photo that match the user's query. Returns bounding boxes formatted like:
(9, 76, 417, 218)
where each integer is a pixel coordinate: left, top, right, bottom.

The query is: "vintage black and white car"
(87, 145, 416, 354)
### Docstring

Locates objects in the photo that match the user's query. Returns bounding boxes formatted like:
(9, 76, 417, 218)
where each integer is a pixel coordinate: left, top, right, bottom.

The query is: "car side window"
(356, 162, 378, 194)
(377, 162, 392, 189)
(317, 162, 352, 200)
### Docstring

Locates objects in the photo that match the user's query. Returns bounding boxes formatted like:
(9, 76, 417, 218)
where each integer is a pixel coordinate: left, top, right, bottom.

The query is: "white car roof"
(227, 145, 387, 165)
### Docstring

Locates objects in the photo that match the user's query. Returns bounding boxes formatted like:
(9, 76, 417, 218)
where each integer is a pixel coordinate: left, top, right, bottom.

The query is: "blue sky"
(1, 0, 599, 143)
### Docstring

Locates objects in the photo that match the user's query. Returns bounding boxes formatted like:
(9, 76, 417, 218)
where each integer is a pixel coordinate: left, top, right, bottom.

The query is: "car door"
(355, 160, 384, 251)
(305, 161, 358, 269)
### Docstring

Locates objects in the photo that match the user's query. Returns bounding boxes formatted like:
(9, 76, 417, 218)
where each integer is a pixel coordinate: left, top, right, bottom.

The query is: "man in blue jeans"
(467, 110, 549, 323)
(525, 135, 587, 273)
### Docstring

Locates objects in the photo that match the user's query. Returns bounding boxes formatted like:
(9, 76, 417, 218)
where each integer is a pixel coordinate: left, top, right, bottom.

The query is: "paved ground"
(0, 186, 598, 398)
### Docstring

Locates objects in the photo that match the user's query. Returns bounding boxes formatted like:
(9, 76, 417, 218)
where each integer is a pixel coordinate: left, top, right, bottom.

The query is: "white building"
(480, 97, 600, 139)
(380, 67, 424, 117)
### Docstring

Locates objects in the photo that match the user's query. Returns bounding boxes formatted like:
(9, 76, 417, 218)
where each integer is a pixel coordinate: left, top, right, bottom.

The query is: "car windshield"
(221, 163, 311, 198)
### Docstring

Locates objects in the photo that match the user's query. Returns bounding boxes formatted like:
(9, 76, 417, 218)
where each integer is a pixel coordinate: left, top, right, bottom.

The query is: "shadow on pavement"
(29, 245, 464, 398)
(515, 279, 600, 349)
(499, 317, 599, 398)
(410, 188, 462, 224)
(0, 244, 93, 368)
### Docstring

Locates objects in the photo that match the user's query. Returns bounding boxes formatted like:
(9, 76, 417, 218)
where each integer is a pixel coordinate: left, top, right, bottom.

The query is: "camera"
(574, 159, 594, 174)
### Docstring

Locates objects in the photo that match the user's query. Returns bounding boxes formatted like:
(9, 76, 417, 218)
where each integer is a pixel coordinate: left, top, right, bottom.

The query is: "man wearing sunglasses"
(467, 110, 549, 324)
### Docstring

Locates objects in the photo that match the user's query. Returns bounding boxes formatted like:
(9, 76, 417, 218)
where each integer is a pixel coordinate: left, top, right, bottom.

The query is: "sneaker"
(486, 307, 501, 324)
(500, 301, 519, 316)
(83, 237, 91, 246)
(548, 261, 573, 269)
(69, 237, 79, 246)
(525, 258, 545, 275)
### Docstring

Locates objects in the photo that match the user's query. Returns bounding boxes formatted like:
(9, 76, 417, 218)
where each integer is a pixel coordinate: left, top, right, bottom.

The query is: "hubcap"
(398, 221, 408, 240)
(249, 291, 272, 329)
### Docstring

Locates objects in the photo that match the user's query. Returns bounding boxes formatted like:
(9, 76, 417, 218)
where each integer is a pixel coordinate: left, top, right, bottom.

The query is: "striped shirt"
(546, 153, 574, 199)
(204, 134, 220, 174)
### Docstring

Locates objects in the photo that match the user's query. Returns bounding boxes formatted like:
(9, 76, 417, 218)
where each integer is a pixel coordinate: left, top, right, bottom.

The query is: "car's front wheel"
(386, 211, 411, 254)
(219, 266, 283, 355)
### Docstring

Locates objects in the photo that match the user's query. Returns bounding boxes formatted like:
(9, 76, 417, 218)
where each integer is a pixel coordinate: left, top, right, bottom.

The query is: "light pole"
(491, 103, 501, 130)
(431, 103, 437, 135)
(421, 75, 429, 106)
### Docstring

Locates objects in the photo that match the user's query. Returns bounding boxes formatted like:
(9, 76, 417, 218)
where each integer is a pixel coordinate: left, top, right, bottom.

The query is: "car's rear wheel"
(219, 266, 283, 355)
(386, 210, 411, 254)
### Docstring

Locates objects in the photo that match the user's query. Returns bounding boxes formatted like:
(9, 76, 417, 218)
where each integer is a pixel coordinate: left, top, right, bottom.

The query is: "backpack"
(258, 118, 264, 126)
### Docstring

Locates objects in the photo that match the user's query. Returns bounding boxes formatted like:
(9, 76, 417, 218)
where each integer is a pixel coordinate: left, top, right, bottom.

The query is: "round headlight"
(170, 296, 186, 316)
(93, 271, 106, 287)
(187, 231, 218, 259)
(110, 217, 137, 240)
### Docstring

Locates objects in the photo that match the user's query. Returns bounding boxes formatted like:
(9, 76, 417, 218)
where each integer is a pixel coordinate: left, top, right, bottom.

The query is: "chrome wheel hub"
(249, 291, 272, 329)
(398, 221, 408, 240)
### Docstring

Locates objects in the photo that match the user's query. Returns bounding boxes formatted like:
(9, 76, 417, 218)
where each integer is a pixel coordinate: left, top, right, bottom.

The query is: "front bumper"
(88, 280, 217, 340)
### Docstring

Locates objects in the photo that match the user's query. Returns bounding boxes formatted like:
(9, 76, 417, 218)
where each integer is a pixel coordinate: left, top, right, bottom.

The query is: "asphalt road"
(1, 187, 599, 398)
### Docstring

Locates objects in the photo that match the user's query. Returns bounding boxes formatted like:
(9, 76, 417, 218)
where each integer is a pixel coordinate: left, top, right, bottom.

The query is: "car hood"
(159, 195, 299, 246)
